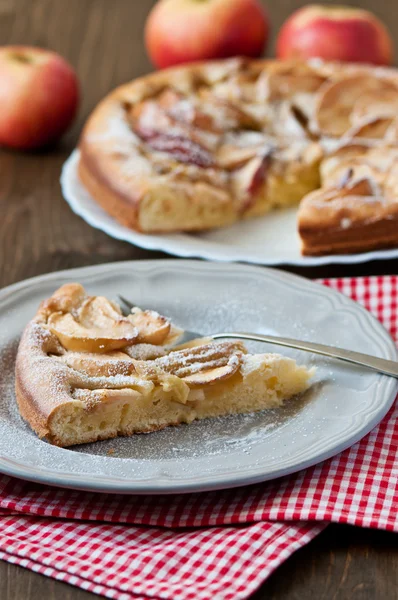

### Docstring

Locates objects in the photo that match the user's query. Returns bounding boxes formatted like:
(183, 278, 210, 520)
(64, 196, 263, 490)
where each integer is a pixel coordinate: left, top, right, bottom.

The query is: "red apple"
(145, 0, 269, 70)
(276, 5, 393, 66)
(0, 46, 79, 150)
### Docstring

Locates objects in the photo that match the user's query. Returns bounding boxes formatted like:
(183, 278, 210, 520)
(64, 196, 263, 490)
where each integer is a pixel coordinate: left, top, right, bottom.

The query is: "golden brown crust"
(15, 322, 76, 442)
(78, 146, 141, 230)
(299, 204, 398, 255)
(298, 143, 398, 255)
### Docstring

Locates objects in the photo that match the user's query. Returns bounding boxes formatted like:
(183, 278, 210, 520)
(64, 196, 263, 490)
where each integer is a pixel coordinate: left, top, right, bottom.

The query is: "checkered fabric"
(0, 276, 397, 599)
(0, 516, 323, 600)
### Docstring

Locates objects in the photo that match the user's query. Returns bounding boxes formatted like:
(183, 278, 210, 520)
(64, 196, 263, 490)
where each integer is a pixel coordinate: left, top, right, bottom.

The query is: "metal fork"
(118, 295, 398, 379)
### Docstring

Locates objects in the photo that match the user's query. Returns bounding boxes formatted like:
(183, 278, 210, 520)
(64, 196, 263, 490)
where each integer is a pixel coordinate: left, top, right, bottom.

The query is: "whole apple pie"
(15, 284, 313, 447)
(78, 58, 398, 255)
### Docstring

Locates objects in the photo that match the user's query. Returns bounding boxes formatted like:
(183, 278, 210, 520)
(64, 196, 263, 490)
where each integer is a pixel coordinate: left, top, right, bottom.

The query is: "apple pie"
(15, 283, 313, 447)
(78, 57, 398, 255)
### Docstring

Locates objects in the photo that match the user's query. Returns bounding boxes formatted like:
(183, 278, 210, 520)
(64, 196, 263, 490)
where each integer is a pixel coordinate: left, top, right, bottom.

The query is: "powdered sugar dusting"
(153, 341, 242, 375)
(87, 106, 141, 148)
(0, 339, 21, 422)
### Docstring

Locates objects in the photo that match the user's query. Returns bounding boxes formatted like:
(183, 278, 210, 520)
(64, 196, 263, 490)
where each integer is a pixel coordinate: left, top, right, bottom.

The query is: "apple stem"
(10, 53, 33, 65)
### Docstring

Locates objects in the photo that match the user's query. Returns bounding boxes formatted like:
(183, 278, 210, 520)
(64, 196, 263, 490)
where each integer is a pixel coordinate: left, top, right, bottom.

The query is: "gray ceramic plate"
(0, 260, 397, 494)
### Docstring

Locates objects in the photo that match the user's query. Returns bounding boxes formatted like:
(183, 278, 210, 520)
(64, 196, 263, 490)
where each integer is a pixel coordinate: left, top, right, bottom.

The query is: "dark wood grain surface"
(0, 1, 397, 598)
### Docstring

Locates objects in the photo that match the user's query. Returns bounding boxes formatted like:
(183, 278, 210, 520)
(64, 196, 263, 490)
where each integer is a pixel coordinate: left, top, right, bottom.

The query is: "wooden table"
(0, 1, 397, 598)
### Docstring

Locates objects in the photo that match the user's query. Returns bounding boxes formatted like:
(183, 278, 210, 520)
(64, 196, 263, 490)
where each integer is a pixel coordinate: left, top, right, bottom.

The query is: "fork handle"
(213, 332, 398, 379)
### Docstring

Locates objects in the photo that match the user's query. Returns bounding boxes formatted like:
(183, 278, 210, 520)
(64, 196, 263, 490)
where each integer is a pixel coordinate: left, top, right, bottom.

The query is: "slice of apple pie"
(15, 284, 314, 447)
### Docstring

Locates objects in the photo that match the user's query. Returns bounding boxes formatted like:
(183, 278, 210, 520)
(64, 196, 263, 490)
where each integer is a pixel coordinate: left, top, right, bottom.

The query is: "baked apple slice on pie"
(15, 284, 314, 447)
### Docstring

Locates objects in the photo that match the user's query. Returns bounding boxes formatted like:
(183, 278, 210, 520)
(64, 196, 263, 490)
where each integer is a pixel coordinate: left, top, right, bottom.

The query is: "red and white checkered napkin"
(0, 276, 397, 600)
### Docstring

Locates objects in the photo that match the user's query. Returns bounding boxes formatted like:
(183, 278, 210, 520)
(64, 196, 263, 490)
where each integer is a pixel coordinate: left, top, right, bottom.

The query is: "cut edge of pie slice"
(15, 283, 314, 447)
